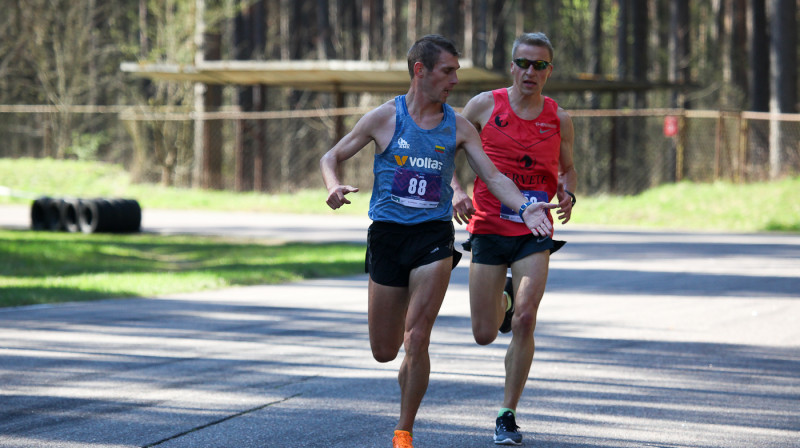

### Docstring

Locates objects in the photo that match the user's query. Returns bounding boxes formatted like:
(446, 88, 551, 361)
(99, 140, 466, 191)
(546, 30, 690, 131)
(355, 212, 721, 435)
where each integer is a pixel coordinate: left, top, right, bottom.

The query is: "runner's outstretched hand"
(326, 185, 359, 210)
(452, 189, 475, 225)
(555, 183, 573, 224)
(521, 202, 557, 237)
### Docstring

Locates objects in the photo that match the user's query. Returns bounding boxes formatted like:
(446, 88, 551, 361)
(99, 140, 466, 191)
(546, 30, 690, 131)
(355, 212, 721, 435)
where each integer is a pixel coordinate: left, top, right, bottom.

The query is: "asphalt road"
(1, 205, 799, 447)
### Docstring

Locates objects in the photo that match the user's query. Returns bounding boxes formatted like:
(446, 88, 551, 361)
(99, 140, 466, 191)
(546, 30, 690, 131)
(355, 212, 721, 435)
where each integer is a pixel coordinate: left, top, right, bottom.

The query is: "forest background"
(0, 0, 798, 197)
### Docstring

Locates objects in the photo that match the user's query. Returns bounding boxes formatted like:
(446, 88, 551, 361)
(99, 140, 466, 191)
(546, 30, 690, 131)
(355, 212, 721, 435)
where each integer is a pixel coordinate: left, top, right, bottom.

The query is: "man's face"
(419, 51, 460, 104)
(511, 44, 552, 95)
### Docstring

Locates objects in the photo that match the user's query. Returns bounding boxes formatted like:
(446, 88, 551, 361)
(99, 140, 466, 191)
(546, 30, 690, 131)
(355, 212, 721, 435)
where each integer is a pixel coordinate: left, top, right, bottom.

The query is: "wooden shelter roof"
(120, 59, 669, 94)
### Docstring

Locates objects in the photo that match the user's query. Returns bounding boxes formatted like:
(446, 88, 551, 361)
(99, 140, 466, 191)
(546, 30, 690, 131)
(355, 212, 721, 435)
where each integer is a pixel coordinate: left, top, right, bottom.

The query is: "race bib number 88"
(391, 168, 442, 208)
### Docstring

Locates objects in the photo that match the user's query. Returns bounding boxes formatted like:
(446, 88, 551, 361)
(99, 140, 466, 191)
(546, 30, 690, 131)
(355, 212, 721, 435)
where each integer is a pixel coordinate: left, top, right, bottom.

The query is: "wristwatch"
(565, 190, 576, 206)
(518, 200, 534, 219)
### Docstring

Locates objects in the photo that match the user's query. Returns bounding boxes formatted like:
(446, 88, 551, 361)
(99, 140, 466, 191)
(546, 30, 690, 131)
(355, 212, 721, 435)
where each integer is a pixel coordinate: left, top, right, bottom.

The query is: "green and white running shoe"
(494, 410, 522, 445)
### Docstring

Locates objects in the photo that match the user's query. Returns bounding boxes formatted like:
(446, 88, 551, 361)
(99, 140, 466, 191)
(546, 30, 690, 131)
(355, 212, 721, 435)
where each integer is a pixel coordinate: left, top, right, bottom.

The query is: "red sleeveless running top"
(467, 89, 561, 237)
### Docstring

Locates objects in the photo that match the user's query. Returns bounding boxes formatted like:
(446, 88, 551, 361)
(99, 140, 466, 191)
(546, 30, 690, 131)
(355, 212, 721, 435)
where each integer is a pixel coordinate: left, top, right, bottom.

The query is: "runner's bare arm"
(320, 104, 394, 210)
(455, 114, 555, 236)
(450, 91, 494, 225)
(461, 91, 495, 132)
(555, 107, 578, 224)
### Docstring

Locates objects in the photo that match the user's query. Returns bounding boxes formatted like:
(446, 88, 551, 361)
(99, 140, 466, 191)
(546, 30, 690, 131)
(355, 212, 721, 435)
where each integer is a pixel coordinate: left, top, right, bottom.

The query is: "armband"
(518, 200, 534, 219)
(565, 190, 576, 206)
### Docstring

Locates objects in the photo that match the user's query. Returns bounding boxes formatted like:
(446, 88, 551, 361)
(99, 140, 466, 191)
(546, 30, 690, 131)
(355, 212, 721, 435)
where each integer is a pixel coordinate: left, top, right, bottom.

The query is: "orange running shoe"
(392, 430, 413, 448)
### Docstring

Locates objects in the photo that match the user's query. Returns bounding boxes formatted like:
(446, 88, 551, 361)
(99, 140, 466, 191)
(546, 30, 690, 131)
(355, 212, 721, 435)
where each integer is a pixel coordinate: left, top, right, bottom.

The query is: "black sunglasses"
(513, 58, 552, 71)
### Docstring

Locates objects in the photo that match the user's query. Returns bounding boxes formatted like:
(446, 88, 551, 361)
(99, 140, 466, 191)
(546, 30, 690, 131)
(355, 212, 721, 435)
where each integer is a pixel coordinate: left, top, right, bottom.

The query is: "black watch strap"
(565, 190, 576, 206)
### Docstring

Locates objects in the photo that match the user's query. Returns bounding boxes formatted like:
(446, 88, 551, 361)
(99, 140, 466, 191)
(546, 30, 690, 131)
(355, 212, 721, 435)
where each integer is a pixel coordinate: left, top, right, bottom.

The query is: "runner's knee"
(403, 326, 431, 355)
(370, 335, 402, 362)
(473, 323, 498, 345)
(371, 343, 400, 363)
(513, 308, 538, 334)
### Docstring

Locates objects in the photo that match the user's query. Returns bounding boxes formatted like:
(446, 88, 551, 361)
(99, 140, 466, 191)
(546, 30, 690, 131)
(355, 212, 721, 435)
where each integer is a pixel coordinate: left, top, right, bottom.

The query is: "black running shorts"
(470, 233, 566, 266)
(366, 220, 461, 287)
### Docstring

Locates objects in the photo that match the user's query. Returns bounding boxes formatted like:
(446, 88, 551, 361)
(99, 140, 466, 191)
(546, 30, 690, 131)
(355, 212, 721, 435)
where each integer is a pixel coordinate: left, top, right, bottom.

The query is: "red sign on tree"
(664, 116, 679, 137)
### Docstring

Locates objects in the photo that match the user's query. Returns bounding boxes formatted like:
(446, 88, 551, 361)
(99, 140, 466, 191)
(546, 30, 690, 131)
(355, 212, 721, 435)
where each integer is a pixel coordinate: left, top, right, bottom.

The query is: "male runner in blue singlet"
(320, 34, 556, 448)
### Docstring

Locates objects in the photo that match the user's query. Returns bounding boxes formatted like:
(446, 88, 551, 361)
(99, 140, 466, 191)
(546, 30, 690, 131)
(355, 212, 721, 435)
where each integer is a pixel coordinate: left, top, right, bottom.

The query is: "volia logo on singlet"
(394, 155, 443, 171)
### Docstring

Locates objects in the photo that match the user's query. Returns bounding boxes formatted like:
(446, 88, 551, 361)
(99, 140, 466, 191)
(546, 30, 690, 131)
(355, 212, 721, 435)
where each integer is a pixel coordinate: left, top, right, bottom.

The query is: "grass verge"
(1, 158, 798, 308)
(0, 229, 365, 308)
(570, 178, 800, 233)
(1, 158, 798, 232)
(0, 158, 371, 214)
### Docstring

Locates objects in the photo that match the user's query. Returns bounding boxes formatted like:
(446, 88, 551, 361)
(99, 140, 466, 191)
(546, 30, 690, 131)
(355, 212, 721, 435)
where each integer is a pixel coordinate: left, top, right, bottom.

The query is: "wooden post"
(234, 112, 244, 191)
(253, 85, 266, 191)
(676, 113, 686, 182)
(714, 111, 723, 180)
(609, 92, 618, 192)
(334, 87, 345, 143)
(193, 0, 206, 187)
(737, 113, 749, 182)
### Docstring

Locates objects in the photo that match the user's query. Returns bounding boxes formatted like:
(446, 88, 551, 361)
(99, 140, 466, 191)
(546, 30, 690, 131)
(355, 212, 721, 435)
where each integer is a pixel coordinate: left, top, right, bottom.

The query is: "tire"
(108, 198, 141, 232)
(78, 198, 141, 233)
(122, 199, 142, 232)
(44, 198, 65, 231)
(78, 198, 107, 233)
(30, 197, 51, 231)
(60, 198, 82, 233)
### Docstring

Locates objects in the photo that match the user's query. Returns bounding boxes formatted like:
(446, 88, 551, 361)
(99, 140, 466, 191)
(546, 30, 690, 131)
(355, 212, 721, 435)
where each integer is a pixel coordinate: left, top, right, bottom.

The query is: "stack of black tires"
(30, 197, 141, 233)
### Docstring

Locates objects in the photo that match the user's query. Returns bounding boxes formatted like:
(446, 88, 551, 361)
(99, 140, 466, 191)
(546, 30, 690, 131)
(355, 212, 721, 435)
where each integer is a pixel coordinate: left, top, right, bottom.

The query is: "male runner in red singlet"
(451, 32, 578, 445)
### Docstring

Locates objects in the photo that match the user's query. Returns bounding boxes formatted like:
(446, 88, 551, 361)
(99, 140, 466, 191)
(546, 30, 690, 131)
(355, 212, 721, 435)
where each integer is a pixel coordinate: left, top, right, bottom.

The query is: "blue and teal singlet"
(368, 95, 457, 225)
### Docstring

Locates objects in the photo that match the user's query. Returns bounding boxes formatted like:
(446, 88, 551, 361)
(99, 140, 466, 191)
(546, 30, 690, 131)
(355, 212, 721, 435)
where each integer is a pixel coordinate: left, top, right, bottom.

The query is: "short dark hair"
(407, 34, 460, 79)
(512, 32, 554, 61)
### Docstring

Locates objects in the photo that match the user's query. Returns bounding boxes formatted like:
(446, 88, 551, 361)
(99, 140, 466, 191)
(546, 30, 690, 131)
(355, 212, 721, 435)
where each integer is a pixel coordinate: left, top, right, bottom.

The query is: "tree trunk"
(234, 0, 268, 191)
(720, 0, 732, 108)
(631, 0, 648, 107)
(748, 0, 769, 111)
(193, 0, 206, 186)
(202, 31, 223, 190)
(490, 0, 507, 71)
(474, 0, 488, 67)
(769, 0, 798, 114)
(316, 0, 334, 59)
(335, 0, 358, 60)
(589, 0, 603, 78)
(650, 0, 670, 82)
(614, 0, 629, 191)
(407, 0, 417, 50)
(280, 0, 290, 60)
(544, 1, 559, 47)
(631, 0, 648, 189)
(669, 0, 690, 108)
(360, 0, 371, 60)
(139, 0, 148, 57)
(373, 0, 384, 58)
(768, 0, 798, 179)
(587, 0, 603, 191)
(383, 0, 395, 60)
(463, 0, 472, 61)
(617, 0, 629, 80)
(731, 0, 748, 104)
(669, 0, 690, 183)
